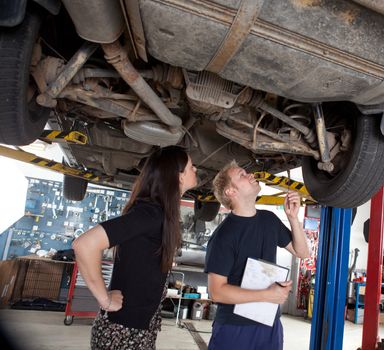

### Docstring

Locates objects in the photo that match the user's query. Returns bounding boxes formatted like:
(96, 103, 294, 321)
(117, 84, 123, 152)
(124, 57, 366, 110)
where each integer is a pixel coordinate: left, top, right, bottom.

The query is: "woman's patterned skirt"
(90, 282, 168, 350)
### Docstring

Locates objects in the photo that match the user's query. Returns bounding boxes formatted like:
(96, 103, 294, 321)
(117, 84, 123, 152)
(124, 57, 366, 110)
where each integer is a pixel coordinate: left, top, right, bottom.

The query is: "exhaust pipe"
(102, 41, 182, 130)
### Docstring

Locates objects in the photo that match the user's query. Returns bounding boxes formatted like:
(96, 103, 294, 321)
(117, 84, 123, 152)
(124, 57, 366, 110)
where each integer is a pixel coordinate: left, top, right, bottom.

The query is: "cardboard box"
(21, 260, 64, 300)
(0, 260, 19, 307)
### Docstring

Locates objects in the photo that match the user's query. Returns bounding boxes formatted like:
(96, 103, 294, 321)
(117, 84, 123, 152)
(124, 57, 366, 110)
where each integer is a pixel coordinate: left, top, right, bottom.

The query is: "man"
(205, 161, 310, 350)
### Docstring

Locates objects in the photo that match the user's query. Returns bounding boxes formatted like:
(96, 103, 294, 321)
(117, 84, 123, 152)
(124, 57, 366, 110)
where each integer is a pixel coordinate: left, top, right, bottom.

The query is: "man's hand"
(283, 191, 310, 258)
(266, 280, 293, 304)
(284, 191, 300, 220)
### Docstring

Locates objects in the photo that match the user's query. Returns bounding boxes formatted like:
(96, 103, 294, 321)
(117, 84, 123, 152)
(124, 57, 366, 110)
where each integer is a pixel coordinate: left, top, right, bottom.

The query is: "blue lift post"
(310, 207, 352, 350)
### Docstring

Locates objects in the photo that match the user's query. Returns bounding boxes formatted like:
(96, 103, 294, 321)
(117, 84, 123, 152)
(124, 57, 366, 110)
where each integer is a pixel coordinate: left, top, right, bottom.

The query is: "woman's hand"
(99, 290, 123, 312)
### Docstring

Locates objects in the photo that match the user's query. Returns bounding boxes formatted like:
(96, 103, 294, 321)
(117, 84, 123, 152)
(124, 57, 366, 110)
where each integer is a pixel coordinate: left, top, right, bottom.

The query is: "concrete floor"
(0, 309, 382, 349)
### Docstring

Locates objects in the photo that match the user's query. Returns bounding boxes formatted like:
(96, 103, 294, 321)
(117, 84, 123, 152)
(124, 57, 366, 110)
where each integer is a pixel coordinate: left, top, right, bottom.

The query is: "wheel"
(302, 105, 384, 208)
(63, 175, 88, 201)
(63, 315, 74, 326)
(0, 10, 50, 145)
(194, 200, 220, 221)
(193, 218, 206, 234)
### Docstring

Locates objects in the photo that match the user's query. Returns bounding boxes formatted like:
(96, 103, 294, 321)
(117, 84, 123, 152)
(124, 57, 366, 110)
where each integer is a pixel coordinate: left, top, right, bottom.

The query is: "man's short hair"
(212, 160, 238, 209)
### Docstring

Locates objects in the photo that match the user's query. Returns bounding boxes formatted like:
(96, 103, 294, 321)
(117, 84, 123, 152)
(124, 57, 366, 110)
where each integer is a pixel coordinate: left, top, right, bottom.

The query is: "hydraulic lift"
(0, 141, 315, 206)
(310, 188, 384, 350)
(310, 206, 352, 350)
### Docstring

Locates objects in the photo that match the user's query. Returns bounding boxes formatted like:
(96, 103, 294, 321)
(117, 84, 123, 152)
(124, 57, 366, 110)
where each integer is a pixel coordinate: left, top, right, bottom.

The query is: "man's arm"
(208, 273, 292, 305)
(284, 191, 310, 259)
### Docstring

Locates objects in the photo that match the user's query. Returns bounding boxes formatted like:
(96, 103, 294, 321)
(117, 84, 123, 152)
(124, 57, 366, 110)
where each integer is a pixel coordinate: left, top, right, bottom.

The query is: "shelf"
(166, 296, 211, 301)
(172, 265, 204, 273)
(352, 282, 384, 324)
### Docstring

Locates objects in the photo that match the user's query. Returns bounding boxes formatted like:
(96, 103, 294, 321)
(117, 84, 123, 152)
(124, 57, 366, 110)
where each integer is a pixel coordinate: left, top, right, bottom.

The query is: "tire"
(0, 11, 50, 145)
(302, 110, 384, 208)
(63, 175, 88, 201)
(194, 200, 220, 222)
(63, 315, 74, 326)
(193, 219, 206, 234)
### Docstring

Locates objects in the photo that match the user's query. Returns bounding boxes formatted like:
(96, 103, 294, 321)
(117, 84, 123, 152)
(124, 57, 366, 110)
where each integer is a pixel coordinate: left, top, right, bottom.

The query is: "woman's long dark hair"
(122, 146, 188, 272)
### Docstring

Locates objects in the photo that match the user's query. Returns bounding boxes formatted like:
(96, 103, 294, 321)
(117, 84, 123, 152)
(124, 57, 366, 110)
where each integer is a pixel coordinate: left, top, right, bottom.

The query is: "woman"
(72, 146, 197, 349)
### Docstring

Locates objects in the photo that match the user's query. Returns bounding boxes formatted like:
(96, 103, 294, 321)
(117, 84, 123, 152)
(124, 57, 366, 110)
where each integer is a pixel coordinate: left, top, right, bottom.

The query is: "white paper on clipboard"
(233, 258, 289, 327)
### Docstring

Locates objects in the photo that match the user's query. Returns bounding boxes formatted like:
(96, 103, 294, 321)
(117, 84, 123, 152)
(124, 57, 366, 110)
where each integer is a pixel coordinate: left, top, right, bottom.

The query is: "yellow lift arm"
(0, 129, 316, 206)
(0, 145, 100, 182)
(0, 130, 101, 182)
(197, 194, 315, 206)
(197, 171, 316, 206)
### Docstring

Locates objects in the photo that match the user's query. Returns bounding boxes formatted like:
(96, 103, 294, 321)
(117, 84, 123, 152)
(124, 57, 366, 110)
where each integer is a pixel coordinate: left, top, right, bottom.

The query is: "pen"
(275, 281, 285, 287)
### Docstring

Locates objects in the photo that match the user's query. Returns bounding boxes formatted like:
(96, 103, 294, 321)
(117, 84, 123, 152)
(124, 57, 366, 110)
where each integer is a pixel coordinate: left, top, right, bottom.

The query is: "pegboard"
(0, 177, 130, 259)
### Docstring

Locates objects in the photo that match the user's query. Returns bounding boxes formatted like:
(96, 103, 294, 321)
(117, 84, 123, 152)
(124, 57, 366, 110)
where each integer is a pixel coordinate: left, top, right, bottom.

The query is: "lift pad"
(39, 130, 87, 144)
(253, 171, 314, 201)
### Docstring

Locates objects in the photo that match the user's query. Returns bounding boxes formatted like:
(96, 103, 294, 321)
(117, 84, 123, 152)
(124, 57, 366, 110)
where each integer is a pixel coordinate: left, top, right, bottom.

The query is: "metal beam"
(362, 187, 384, 350)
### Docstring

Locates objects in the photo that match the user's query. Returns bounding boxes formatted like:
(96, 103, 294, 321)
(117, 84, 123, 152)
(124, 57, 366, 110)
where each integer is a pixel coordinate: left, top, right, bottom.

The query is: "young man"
(205, 161, 310, 350)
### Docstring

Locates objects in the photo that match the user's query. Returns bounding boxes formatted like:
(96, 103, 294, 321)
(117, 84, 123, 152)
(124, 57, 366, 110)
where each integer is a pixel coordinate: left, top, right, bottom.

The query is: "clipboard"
(233, 258, 290, 326)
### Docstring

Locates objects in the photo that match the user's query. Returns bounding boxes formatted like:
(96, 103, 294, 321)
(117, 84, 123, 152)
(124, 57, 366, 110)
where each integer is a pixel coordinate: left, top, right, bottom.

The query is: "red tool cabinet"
(64, 261, 113, 325)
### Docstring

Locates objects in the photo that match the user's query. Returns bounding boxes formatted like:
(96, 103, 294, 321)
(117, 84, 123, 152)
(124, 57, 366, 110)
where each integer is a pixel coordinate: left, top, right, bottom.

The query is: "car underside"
(1, 0, 384, 213)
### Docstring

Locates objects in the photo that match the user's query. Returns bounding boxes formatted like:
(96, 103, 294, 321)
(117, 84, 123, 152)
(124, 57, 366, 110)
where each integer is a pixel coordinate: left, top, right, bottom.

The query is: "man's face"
(227, 167, 261, 199)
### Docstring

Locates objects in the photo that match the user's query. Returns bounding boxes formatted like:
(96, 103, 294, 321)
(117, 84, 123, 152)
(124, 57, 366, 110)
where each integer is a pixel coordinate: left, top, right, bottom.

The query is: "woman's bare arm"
(72, 225, 123, 311)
